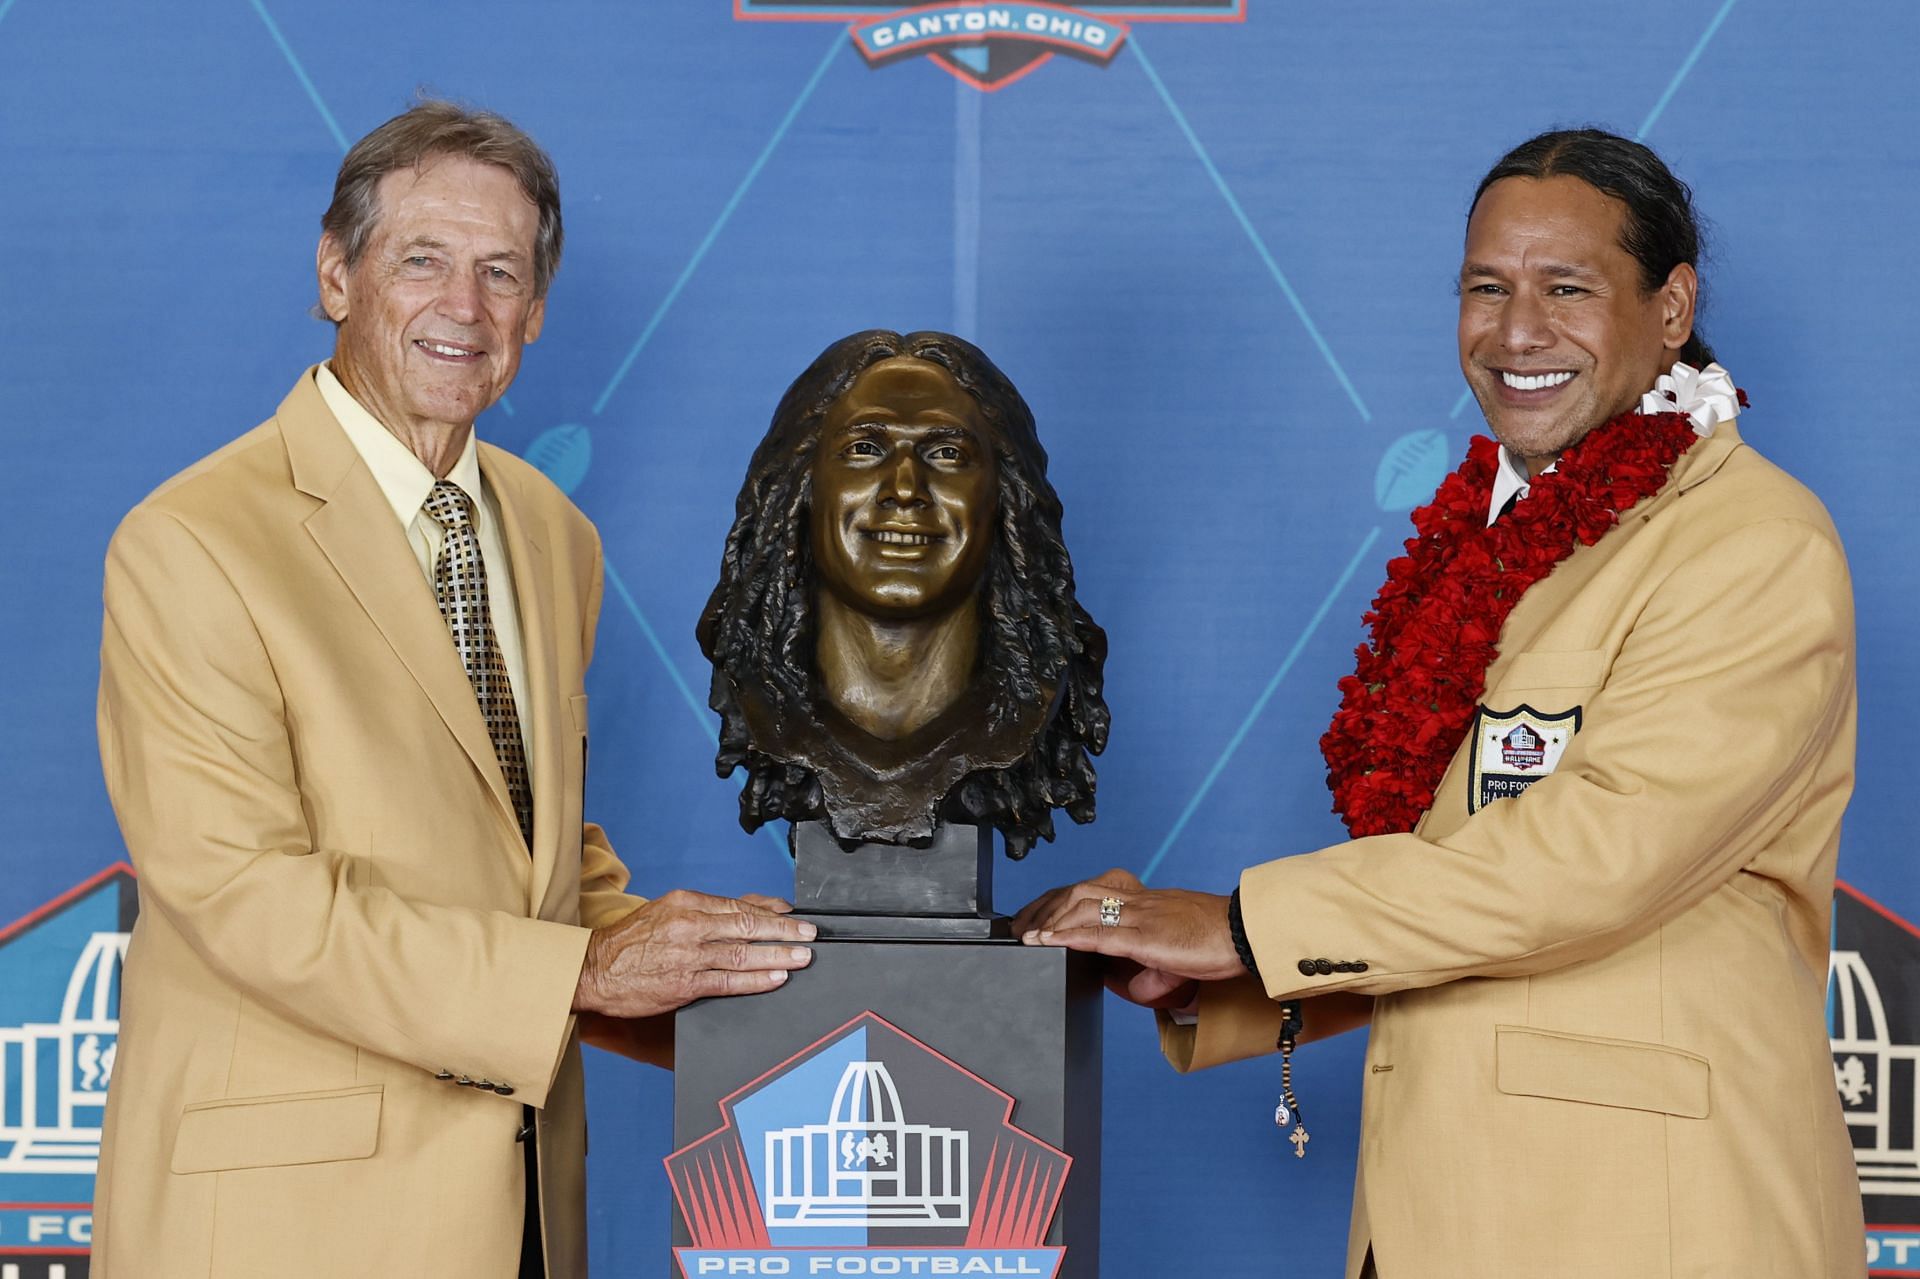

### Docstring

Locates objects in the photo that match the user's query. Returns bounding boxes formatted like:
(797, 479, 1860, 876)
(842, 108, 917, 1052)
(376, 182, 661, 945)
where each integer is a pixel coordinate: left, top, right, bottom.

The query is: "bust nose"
(880, 449, 929, 509)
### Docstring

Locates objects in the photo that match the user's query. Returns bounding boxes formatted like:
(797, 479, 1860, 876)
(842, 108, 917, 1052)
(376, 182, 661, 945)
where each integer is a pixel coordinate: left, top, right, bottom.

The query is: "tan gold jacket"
(1165, 422, 1865, 1279)
(94, 371, 661, 1278)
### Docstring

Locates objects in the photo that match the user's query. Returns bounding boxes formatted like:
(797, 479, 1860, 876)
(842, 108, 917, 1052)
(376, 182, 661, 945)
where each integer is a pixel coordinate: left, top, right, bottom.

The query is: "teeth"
(1500, 370, 1573, 391)
(421, 341, 475, 358)
(869, 530, 935, 546)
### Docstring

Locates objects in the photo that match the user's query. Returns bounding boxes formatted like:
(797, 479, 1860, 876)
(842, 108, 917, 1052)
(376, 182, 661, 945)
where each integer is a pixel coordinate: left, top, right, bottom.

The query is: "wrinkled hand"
(1015, 868, 1243, 986)
(573, 890, 815, 1019)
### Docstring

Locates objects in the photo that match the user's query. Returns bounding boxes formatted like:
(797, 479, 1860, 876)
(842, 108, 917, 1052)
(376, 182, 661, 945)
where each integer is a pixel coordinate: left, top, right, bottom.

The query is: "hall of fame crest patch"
(1466, 704, 1580, 815)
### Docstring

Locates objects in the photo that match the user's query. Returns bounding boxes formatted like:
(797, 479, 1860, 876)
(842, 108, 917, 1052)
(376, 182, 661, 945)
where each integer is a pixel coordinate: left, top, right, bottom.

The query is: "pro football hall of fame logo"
(0, 865, 135, 1279)
(735, 1, 1245, 92)
(1831, 882, 1920, 1277)
(667, 1011, 1070, 1276)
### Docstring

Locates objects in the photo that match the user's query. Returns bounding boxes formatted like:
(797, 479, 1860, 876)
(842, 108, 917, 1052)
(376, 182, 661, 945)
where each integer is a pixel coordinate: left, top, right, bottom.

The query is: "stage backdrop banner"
(1, 2, 1916, 1275)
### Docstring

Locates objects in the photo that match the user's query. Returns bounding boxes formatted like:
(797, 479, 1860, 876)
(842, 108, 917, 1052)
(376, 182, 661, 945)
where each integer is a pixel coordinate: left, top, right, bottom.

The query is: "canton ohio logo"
(0, 865, 137, 1279)
(1830, 881, 1920, 1277)
(736, 1, 1244, 92)
(667, 1010, 1069, 1276)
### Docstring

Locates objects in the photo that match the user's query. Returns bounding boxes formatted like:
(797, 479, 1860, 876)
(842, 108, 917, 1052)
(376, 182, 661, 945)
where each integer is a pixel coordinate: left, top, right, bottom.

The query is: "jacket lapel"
(1492, 418, 1748, 660)
(482, 446, 564, 916)
(1624, 417, 1745, 523)
(278, 370, 524, 850)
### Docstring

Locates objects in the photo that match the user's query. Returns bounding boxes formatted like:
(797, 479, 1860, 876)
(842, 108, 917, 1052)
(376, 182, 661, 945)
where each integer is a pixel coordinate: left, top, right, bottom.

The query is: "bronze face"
(699, 329, 1109, 857)
(810, 357, 998, 621)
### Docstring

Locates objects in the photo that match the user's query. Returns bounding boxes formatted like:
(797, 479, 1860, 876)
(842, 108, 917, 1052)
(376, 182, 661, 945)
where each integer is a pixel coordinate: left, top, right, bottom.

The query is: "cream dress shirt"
(315, 363, 534, 771)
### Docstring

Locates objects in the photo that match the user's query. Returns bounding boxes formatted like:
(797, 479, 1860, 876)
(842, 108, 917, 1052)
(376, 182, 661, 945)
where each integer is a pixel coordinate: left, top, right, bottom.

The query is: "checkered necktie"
(423, 480, 533, 848)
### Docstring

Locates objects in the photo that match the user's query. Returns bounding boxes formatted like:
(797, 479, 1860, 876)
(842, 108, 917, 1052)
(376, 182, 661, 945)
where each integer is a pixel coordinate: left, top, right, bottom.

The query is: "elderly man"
(1019, 129, 1864, 1278)
(93, 102, 815, 1279)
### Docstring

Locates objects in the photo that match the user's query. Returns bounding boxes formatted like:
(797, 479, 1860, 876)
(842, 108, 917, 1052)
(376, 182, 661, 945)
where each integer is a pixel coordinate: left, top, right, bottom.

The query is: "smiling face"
(809, 357, 999, 621)
(1458, 174, 1696, 473)
(317, 154, 545, 436)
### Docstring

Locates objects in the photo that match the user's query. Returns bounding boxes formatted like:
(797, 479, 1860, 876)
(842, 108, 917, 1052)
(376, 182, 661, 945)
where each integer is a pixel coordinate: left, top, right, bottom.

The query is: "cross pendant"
(1289, 1124, 1310, 1158)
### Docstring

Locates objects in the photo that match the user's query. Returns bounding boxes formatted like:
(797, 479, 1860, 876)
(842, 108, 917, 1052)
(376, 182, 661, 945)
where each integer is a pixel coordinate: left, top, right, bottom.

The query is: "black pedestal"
(668, 938, 1102, 1279)
(791, 821, 1009, 940)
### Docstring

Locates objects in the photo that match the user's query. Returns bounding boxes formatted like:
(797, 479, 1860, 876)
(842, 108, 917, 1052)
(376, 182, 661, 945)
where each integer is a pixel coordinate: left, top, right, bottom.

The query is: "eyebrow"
(839, 420, 977, 441)
(397, 236, 528, 263)
(1460, 260, 1605, 281)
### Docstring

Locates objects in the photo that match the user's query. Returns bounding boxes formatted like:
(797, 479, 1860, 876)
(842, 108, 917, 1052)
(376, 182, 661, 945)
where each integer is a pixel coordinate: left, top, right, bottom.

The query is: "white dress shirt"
(315, 364, 534, 771)
(1487, 445, 1556, 525)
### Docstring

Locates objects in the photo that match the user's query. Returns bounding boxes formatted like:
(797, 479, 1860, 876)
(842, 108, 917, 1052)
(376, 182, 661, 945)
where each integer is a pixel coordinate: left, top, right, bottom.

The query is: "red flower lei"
(1320, 407, 1703, 838)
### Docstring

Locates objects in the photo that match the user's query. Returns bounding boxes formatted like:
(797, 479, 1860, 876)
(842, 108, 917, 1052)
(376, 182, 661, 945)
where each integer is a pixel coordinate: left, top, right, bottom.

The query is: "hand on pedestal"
(1013, 868, 1243, 1005)
(573, 890, 816, 1020)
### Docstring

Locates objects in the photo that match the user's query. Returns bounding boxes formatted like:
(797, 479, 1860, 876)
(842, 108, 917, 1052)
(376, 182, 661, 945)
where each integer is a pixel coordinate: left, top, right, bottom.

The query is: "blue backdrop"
(2, 2, 1916, 1273)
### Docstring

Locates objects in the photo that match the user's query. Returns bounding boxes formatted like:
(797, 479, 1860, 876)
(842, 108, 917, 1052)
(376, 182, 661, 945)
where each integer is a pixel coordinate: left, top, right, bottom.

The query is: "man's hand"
(572, 890, 816, 1019)
(1014, 868, 1245, 986)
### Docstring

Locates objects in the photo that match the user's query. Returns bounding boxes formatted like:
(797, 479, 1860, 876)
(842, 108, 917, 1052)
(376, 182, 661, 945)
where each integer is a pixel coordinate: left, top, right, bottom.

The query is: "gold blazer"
(94, 371, 660, 1278)
(1165, 421, 1865, 1279)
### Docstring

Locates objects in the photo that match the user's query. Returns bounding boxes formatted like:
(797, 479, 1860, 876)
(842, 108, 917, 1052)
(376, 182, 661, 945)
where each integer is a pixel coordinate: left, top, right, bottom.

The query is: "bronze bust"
(698, 330, 1107, 858)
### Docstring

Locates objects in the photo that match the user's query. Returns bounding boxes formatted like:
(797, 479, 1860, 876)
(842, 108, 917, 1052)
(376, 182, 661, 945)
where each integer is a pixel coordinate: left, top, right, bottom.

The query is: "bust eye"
(927, 444, 967, 463)
(843, 439, 885, 459)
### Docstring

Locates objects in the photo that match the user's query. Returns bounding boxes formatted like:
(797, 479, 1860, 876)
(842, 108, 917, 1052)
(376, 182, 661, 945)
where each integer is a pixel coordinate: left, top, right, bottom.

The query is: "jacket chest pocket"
(1484, 648, 1608, 699)
(1464, 648, 1607, 816)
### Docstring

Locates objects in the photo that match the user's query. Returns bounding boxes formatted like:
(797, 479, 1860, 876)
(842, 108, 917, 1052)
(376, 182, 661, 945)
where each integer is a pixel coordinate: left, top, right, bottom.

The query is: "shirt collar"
(316, 362, 483, 526)
(1487, 445, 1555, 526)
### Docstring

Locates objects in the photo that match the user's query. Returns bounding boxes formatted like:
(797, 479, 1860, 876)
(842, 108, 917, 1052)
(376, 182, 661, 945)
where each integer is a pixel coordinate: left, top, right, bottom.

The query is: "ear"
(522, 295, 545, 346)
(1658, 262, 1698, 356)
(316, 232, 352, 323)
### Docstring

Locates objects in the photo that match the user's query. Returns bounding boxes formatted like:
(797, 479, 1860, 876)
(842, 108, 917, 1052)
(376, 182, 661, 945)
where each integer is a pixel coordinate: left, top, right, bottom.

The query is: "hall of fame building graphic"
(1832, 881, 1920, 1277)
(666, 1011, 1070, 1276)
(735, 1, 1244, 91)
(0, 865, 136, 1279)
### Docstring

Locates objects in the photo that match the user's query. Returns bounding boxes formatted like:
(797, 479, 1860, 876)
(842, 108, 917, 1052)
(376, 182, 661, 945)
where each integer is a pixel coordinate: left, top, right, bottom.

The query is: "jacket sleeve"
(1238, 516, 1854, 1001)
(97, 505, 591, 1106)
(565, 536, 673, 1066)
(575, 537, 648, 932)
(1159, 983, 1373, 1073)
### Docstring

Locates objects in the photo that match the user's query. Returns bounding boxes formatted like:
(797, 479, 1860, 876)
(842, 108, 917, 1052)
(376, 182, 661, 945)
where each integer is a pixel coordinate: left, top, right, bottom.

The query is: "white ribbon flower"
(1639, 360, 1740, 438)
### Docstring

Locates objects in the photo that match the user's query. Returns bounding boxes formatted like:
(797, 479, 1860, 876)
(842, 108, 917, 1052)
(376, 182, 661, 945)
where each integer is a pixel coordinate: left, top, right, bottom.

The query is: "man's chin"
(1485, 410, 1597, 463)
(405, 384, 498, 428)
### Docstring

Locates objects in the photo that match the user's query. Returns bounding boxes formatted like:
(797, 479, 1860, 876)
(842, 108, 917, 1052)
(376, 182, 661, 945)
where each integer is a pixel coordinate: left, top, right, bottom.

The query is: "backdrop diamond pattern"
(1, 3, 1914, 1273)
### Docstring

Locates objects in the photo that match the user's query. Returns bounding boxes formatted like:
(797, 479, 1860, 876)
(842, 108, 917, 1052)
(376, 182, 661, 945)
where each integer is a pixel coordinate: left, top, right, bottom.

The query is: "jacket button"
(434, 1070, 454, 1081)
(493, 1083, 515, 1097)
(456, 1076, 473, 1087)
(1352, 962, 1369, 973)
(1313, 958, 1335, 975)
(1297, 959, 1317, 976)
(1333, 961, 1354, 973)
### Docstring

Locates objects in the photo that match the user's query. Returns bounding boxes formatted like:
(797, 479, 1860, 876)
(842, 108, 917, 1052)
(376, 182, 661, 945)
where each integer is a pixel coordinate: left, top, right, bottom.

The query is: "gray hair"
(318, 99, 563, 316)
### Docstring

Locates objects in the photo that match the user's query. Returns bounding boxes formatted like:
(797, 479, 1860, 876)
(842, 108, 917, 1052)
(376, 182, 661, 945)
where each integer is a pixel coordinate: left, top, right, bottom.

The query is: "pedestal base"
(669, 939, 1101, 1278)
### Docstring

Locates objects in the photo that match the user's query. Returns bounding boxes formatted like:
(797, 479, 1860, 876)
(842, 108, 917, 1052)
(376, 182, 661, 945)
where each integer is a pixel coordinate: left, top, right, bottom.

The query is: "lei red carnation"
(1320, 407, 1702, 837)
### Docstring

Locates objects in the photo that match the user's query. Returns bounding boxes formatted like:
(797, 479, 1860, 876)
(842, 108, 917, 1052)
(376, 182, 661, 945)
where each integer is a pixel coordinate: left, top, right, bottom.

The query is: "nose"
(436, 267, 484, 327)
(880, 448, 928, 509)
(1499, 287, 1553, 353)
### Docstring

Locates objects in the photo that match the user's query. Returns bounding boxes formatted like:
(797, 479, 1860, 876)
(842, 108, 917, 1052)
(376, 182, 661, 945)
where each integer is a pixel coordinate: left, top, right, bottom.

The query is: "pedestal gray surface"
(671, 938, 1103, 1278)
